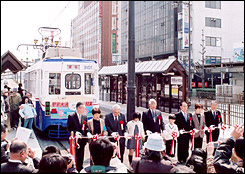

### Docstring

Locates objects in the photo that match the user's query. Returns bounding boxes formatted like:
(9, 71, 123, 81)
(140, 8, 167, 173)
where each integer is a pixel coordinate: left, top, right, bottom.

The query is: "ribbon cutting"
(135, 134, 141, 157)
(189, 129, 195, 151)
(170, 131, 177, 155)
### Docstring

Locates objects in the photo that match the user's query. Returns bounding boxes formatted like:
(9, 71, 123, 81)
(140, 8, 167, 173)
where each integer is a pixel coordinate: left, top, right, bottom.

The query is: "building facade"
(72, 1, 121, 68)
(121, 1, 178, 64)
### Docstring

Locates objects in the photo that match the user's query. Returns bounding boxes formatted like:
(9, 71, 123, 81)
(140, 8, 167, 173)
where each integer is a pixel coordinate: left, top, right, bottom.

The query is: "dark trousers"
(109, 137, 125, 163)
(10, 110, 19, 128)
(21, 117, 24, 127)
(206, 129, 220, 143)
(76, 141, 86, 172)
(194, 136, 203, 149)
(166, 139, 176, 157)
(177, 134, 190, 163)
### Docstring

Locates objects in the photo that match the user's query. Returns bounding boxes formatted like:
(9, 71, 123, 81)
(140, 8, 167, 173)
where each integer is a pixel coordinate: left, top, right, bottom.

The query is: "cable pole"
(199, 29, 206, 88)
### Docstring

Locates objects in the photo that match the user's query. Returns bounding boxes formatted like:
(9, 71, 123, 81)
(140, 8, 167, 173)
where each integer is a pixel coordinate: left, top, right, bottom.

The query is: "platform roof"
(1, 50, 26, 74)
(99, 57, 186, 76)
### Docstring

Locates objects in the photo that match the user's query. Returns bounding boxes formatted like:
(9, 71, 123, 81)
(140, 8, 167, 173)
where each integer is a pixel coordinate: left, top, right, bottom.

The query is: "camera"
(62, 154, 72, 164)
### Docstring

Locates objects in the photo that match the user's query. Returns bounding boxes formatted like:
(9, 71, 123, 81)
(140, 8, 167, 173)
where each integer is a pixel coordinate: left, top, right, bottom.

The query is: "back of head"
(186, 148, 207, 173)
(42, 145, 61, 156)
(10, 140, 27, 154)
(235, 137, 244, 161)
(38, 153, 67, 173)
(1, 123, 8, 133)
(89, 138, 114, 166)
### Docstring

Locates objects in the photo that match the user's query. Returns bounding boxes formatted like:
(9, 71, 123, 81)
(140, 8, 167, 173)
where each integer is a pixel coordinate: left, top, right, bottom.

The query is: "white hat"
(144, 133, 165, 151)
(12, 88, 17, 92)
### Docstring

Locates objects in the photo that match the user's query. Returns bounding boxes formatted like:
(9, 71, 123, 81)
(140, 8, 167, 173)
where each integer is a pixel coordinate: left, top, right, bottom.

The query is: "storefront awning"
(99, 57, 186, 75)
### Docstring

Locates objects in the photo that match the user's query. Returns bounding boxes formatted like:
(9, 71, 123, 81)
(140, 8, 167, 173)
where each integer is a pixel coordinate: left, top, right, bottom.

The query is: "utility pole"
(127, 1, 135, 122)
(199, 29, 206, 88)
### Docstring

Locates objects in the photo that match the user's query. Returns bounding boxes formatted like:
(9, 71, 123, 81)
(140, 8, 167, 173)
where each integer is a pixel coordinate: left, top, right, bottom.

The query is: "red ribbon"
(221, 125, 226, 138)
(170, 131, 177, 155)
(158, 115, 161, 125)
(135, 134, 141, 157)
(189, 117, 192, 127)
(208, 127, 213, 142)
(69, 135, 77, 168)
(92, 135, 98, 141)
(120, 120, 124, 130)
(190, 130, 195, 151)
(82, 121, 86, 131)
(114, 135, 121, 158)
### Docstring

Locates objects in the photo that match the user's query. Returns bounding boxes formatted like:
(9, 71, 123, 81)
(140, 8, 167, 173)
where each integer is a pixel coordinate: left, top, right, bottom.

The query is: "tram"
(24, 47, 99, 138)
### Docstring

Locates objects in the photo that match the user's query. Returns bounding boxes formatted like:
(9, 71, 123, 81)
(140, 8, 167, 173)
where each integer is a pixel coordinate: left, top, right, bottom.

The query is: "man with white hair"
(105, 104, 127, 163)
(204, 100, 222, 143)
(142, 99, 165, 135)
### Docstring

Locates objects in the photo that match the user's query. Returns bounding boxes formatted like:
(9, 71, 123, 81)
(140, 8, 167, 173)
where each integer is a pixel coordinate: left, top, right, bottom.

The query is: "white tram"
(24, 47, 99, 138)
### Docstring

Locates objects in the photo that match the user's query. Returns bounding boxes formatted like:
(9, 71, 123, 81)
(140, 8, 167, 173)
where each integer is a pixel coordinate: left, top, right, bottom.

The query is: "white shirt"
(150, 109, 156, 117)
(126, 120, 145, 137)
(8, 159, 22, 164)
(181, 110, 187, 121)
(162, 123, 179, 141)
(76, 111, 82, 124)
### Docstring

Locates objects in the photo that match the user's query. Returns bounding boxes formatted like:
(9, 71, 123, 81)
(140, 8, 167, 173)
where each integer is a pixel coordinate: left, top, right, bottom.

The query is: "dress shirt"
(76, 111, 82, 124)
(181, 111, 187, 122)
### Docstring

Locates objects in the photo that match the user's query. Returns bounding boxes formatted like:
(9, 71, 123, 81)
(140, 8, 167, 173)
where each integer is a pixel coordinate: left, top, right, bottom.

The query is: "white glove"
(146, 130, 152, 135)
(193, 128, 199, 133)
(75, 132, 82, 138)
(87, 132, 93, 138)
(124, 132, 132, 139)
(111, 132, 118, 137)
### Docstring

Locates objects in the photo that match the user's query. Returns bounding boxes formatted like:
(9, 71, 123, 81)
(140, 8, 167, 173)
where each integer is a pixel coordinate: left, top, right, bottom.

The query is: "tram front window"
(65, 73, 81, 89)
(49, 73, 61, 95)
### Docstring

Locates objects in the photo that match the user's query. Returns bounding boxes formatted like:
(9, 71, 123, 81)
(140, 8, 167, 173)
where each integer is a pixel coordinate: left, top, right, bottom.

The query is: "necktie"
(184, 113, 187, 122)
(152, 110, 155, 117)
(213, 111, 216, 119)
(134, 124, 139, 136)
(115, 116, 118, 130)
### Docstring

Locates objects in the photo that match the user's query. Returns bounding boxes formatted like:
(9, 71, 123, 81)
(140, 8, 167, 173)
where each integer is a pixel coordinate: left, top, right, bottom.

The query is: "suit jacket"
(204, 110, 222, 127)
(192, 112, 205, 138)
(1, 161, 38, 173)
(175, 111, 193, 133)
(67, 112, 89, 144)
(142, 109, 165, 134)
(105, 113, 127, 136)
(87, 118, 105, 135)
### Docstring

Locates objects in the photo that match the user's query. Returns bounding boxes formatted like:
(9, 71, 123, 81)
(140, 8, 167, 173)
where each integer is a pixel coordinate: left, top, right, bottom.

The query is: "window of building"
(49, 73, 61, 95)
(205, 56, 221, 64)
(206, 36, 221, 47)
(205, 17, 221, 28)
(65, 73, 81, 89)
(205, 1, 221, 9)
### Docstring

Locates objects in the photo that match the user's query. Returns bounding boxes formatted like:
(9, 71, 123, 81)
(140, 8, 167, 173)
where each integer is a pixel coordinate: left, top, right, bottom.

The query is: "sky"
(1, 1, 78, 61)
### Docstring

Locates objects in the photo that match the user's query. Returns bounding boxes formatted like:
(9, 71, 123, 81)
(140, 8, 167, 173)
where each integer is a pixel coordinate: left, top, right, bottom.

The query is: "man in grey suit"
(192, 103, 205, 149)
(105, 104, 127, 163)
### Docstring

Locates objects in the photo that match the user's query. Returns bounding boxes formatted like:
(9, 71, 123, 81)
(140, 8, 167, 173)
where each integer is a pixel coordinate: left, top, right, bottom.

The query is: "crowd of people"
(1, 81, 244, 173)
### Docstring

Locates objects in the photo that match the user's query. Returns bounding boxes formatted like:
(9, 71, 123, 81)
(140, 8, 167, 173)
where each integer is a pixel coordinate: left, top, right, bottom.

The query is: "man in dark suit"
(67, 102, 89, 172)
(105, 104, 127, 163)
(142, 99, 165, 135)
(204, 100, 222, 143)
(1, 140, 38, 173)
(175, 101, 193, 163)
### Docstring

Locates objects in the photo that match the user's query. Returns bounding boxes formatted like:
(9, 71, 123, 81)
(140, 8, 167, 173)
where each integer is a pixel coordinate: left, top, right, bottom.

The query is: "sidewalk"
(6, 128, 42, 159)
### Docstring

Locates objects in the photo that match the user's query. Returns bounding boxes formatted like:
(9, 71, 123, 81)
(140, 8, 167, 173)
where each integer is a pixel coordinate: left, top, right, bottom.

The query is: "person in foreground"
(1, 140, 38, 173)
(131, 133, 174, 173)
(213, 124, 244, 173)
(81, 138, 127, 173)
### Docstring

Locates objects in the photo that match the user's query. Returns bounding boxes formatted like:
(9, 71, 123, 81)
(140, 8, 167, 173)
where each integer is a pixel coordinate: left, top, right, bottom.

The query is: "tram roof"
(98, 57, 186, 75)
(1, 50, 26, 74)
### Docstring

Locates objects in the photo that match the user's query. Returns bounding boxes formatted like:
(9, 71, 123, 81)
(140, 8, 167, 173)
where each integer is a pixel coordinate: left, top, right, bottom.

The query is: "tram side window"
(65, 73, 81, 89)
(85, 73, 94, 94)
(49, 73, 61, 95)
